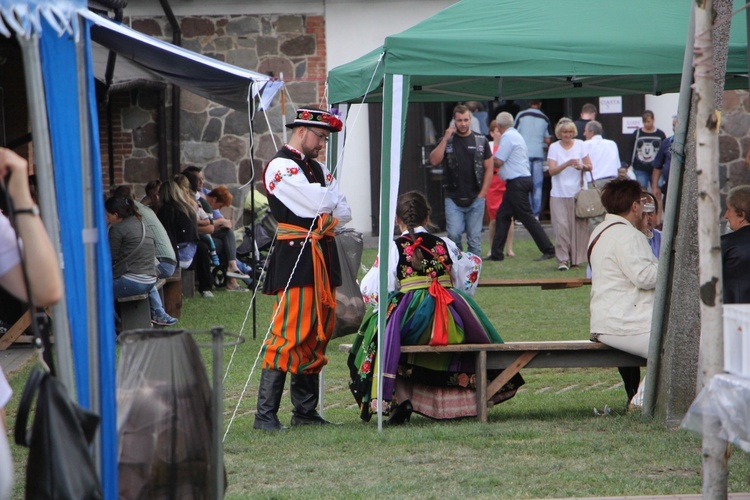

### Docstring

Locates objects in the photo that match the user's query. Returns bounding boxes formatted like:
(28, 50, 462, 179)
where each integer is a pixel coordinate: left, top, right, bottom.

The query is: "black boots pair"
(253, 369, 336, 430)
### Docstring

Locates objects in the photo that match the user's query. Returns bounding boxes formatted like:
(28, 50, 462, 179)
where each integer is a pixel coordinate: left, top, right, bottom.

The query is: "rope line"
(223, 54, 385, 440)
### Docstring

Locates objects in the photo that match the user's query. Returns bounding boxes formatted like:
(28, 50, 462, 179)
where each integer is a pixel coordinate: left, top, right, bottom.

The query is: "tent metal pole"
(76, 26, 102, 474)
(158, 0, 182, 175)
(16, 35, 77, 396)
(642, 4, 694, 418)
(211, 327, 225, 500)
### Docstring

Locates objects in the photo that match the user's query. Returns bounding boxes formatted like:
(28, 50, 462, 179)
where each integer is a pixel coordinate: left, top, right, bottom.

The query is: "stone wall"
(98, 13, 326, 206)
(719, 90, 750, 204)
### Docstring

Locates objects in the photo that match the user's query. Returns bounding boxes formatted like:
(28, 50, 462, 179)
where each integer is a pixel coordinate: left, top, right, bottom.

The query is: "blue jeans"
(156, 260, 176, 279)
(634, 169, 651, 191)
(444, 197, 485, 255)
(113, 275, 166, 318)
(529, 158, 544, 217)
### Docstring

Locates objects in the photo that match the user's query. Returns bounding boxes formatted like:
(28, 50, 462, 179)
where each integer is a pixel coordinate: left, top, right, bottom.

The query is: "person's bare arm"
(478, 157, 494, 199)
(0, 148, 62, 306)
(429, 126, 456, 166)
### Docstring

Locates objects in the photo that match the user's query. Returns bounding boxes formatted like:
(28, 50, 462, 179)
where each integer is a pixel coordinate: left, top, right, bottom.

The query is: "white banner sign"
(599, 96, 622, 114)
(622, 116, 643, 134)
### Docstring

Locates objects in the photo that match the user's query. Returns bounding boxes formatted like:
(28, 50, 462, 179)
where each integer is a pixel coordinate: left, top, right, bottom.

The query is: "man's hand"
(443, 125, 456, 140)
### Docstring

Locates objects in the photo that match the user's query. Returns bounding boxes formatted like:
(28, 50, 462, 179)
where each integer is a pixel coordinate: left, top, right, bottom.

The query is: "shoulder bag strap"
(630, 128, 641, 166)
(117, 220, 146, 265)
(14, 366, 47, 446)
(587, 222, 626, 264)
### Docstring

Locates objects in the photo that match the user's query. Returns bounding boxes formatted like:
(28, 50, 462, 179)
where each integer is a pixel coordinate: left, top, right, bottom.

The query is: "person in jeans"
(489, 112, 556, 262)
(429, 104, 494, 255)
(627, 110, 666, 191)
(515, 100, 552, 219)
(106, 197, 177, 326)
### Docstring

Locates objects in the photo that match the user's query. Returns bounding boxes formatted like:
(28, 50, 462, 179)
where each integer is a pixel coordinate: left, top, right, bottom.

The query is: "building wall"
(100, 11, 328, 205)
(720, 90, 750, 198)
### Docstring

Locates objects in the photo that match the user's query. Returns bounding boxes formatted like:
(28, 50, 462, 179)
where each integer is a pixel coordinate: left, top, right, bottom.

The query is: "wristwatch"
(14, 205, 40, 217)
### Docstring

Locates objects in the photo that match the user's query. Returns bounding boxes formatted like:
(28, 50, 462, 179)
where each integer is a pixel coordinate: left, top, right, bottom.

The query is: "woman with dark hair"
(627, 110, 666, 191)
(589, 178, 658, 407)
(105, 196, 177, 326)
(349, 191, 524, 424)
(156, 180, 214, 298)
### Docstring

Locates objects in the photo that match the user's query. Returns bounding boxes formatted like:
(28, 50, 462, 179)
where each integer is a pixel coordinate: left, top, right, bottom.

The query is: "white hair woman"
(546, 118, 592, 270)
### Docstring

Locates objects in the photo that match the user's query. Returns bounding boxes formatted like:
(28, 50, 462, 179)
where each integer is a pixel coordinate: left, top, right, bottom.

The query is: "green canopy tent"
(327, 0, 748, 429)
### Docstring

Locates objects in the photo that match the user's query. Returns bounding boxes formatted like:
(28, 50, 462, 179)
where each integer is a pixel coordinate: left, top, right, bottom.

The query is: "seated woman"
(205, 186, 250, 291)
(589, 178, 658, 407)
(348, 191, 524, 424)
(105, 197, 177, 326)
(157, 180, 214, 298)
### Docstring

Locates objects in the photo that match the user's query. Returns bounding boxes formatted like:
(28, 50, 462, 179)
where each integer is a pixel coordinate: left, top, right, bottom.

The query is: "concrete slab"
(0, 346, 35, 375)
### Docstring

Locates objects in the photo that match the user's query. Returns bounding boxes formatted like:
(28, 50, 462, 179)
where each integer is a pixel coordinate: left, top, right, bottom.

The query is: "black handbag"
(14, 366, 102, 499)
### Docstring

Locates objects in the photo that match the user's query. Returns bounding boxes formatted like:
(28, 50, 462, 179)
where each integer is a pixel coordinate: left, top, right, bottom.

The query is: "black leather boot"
(290, 373, 338, 426)
(253, 369, 288, 431)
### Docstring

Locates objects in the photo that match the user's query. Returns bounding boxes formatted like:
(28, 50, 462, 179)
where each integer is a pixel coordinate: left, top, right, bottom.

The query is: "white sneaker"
(200, 291, 215, 298)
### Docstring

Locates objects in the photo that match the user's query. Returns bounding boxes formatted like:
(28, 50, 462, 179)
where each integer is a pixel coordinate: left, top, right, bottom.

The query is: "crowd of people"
(1, 99, 747, 440)
(103, 165, 258, 330)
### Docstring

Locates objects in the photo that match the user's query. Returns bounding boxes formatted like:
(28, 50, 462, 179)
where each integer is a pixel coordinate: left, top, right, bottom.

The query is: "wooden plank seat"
(339, 340, 645, 423)
(478, 278, 591, 290)
(163, 268, 183, 319)
(116, 293, 151, 332)
(181, 269, 195, 299)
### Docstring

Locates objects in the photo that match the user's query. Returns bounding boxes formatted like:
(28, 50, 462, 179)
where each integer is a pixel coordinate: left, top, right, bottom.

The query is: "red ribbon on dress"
(406, 236, 423, 259)
(428, 278, 454, 346)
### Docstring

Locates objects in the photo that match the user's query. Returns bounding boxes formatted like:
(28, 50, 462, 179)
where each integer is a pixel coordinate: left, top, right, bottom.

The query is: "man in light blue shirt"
(489, 112, 555, 262)
(515, 100, 552, 218)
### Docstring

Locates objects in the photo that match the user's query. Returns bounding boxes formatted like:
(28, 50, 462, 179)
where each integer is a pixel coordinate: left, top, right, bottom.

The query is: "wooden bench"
(163, 268, 183, 319)
(340, 340, 645, 423)
(0, 308, 50, 350)
(478, 278, 591, 290)
(116, 294, 151, 331)
(181, 269, 195, 299)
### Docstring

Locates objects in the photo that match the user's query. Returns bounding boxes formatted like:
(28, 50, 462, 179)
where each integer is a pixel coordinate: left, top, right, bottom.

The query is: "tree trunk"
(693, 0, 730, 497)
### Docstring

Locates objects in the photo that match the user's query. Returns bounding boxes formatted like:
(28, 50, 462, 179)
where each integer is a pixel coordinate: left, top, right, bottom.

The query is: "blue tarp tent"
(0, 2, 273, 497)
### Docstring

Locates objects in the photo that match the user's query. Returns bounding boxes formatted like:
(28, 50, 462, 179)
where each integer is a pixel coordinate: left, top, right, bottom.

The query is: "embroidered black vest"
(262, 146, 341, 294)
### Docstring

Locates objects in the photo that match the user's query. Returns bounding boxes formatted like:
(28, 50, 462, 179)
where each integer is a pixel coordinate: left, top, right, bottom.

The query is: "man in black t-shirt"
(429, 104, 494, 255)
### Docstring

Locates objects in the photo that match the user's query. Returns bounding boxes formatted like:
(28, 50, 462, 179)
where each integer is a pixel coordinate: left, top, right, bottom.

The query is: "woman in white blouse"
(546, 118, 592, 270)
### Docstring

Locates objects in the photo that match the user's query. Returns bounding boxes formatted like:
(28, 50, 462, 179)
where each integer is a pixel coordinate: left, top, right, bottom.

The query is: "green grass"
(6, 238, 750, 498)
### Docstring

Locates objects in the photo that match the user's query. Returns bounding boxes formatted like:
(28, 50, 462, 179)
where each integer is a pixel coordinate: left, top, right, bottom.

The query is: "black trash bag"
(116, 330, 223, 499)
(15, 366, 102, 500)
(332, 229, 366, 339)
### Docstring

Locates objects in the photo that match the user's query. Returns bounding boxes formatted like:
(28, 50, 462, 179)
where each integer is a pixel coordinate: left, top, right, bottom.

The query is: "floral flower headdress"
(286, 106, 343, 132)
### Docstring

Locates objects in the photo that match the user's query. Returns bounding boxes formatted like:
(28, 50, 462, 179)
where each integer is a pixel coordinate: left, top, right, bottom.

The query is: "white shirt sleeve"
(442, 236, 482, 296)
(359, 241, 399, 307)
(615, 230, 659, 290)
(0, 214, 20, 279)
(265, 157, 352, 226)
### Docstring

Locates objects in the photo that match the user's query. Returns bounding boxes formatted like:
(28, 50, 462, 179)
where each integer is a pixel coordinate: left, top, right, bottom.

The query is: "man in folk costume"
(254, 106, 352, 430)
